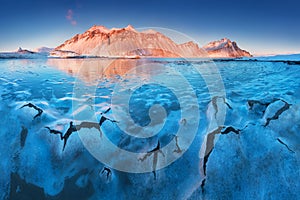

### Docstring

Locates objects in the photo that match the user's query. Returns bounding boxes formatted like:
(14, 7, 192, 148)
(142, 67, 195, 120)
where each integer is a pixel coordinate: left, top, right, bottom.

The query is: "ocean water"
(0, 58, 299, 199)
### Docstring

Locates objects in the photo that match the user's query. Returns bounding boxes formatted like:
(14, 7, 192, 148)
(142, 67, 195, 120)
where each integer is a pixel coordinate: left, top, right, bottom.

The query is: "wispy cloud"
(66, 9, 77, 26)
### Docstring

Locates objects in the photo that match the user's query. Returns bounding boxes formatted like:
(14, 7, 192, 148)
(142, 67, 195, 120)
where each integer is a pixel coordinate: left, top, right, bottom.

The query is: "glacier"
(0, 57, 299, 199)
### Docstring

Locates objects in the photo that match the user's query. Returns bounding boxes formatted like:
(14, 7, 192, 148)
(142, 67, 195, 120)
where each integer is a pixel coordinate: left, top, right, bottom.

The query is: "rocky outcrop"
(203, 38, 252, 58)
(54, 25, 207, 58)
(54, 25, 252, 58)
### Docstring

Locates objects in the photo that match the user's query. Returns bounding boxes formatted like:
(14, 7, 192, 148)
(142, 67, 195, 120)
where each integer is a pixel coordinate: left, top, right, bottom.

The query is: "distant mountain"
(53, 26, 252, 58)
(54, 25, 207, 58)
(17, 47, 35, 54)
(203, 38, 252, 58)
(253, 53, 300, 61)
(0, 47, 46, 59)
(33, 47, 54, 54)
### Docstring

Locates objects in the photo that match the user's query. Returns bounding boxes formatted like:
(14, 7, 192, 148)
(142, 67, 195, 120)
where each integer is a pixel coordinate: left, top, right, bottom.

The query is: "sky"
(0, 0, 299, 55)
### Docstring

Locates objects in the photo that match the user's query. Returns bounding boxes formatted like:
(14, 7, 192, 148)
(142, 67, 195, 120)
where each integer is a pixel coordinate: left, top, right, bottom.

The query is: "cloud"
(66, 9, 77, 26)
(71, 20, 77, 25)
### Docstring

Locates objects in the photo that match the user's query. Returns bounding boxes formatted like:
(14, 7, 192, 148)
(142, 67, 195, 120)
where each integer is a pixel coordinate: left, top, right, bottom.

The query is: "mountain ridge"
(53, 25, 252, 58)
(203, 38, 252, 57)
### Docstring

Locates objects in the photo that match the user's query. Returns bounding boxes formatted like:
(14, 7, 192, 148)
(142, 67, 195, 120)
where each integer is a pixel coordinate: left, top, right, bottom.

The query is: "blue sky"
(0, 0, 299, 55)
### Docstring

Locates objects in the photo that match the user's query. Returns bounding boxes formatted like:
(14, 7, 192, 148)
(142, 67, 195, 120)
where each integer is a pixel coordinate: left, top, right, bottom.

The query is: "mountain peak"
(203, 38, 252, 57)
(220, 37, 231, 42)
(54, 25, 206, 57)
(33, 47, 54, 54)
(87, 24, 137, 34)
(125, 24, 135, 31)
(88, 25, 110, 33)
(54, 25, 251, 58)
(204, 38, 233, 51)
(16, 47, 35, 54)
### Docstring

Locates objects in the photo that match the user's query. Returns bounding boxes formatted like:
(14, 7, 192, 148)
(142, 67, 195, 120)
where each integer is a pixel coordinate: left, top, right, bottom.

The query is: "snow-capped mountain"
(53, 26, 252, 58)
(0, 47, 47, 59)
(17, 47, 35, 54)
(203, 38, 252, 58)
(33, 47, 54, 54)
(54, 25, 208, 58)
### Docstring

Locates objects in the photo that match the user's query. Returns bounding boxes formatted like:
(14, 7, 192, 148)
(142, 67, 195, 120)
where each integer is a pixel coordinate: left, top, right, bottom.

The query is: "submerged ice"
(0, 58, 299, 199)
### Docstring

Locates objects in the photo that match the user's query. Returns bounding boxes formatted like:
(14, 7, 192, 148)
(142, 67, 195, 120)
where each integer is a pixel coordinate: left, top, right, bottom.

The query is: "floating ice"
(0, 58, 299, 199)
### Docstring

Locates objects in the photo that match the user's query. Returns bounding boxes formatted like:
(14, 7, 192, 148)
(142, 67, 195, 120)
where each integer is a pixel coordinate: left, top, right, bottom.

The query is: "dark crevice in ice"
(247, 99, 291, 123)
(221, 126, 241, 135)
(20, 126, 28, 148)
(200, 131, 218, 191)
(201, 124, 250, 191)
(99, 107, 117, 127)
(201, 98, 291, 192)
(173, 135, 183, 153)
(201, 147, 213, 191)
(99, 115, 117, 127)
(45, 121, 77, 151)
(139, 141, 165, 180)
(264, 100, 291, 127)
(211, 96, 232, 119)
(200, 179, 206, 192)
(20, 103, 43, 119)
(277, 138, 295, 153)
(247, 98, 282, 114)
(45, 121, 78, 151)
(201, 94, 235, 190)
(44, 107, 116, 151)
(200, 126, 223, 190)
(61, 121, 78, 151)
(100, 166, 112, 182)
(45, 127, 63, 140)
(247, 99, 272, 114)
